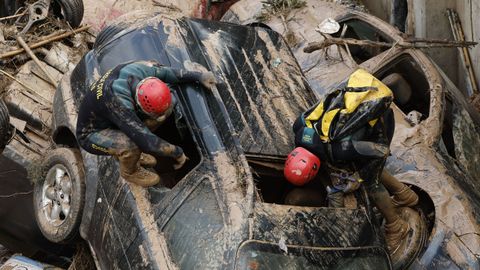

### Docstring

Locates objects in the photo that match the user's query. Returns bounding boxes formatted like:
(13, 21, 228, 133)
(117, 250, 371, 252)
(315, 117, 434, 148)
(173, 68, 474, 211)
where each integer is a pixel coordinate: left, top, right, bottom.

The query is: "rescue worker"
(284, 69, 418, 255)
(76, 60, 217, 187)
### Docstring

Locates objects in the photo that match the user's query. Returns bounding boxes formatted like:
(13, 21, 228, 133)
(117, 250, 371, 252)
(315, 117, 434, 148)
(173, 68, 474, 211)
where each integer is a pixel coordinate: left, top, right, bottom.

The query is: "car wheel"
(0, 0, 23, 17)
(0, 100, 13, 152)
(52, 0, 84, 28)
(33, 148, 85, 243)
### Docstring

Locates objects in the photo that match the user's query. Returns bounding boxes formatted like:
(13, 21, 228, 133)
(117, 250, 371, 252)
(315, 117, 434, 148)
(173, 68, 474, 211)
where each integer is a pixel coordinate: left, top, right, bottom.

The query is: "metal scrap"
(16, 0, 51, 35)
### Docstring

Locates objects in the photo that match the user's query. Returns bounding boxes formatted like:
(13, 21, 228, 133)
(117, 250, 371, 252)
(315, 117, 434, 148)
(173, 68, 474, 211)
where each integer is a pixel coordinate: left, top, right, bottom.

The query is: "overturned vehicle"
(223, 0, 480, 269)
(23, 12, 400, 269)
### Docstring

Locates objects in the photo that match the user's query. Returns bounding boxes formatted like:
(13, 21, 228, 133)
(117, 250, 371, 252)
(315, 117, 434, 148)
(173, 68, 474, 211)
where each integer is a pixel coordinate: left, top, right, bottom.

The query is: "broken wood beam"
(447, 8, 478, 96)
(406, 37, 476, 45)
(304, 37, 477, 53)
(0, 25, 90, 59)
(16, 36, 57, 87)
(152, 0, 182, 12)
(0, 12, 26, 22)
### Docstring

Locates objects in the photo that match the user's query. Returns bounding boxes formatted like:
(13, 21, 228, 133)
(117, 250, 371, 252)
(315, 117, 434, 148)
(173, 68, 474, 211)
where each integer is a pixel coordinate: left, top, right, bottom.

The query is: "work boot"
(118, 149, 160, 187)
(139, 153, 157, 167)
(385, 217, 410, 254)
(122, 167, 160, 187)
(392, 185, 419, 207)
(380, 170, 418, 207)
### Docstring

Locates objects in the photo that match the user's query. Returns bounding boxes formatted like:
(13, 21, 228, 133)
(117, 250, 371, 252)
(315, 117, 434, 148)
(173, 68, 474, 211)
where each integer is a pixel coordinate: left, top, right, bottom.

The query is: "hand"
(173, 153, 189, 170)
(199, 72, 217, 90)
(330, 171, 363, 194)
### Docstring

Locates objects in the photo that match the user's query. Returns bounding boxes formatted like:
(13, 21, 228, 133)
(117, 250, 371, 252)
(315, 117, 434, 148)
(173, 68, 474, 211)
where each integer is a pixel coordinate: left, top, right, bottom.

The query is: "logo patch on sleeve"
(301, 128, 315, 144)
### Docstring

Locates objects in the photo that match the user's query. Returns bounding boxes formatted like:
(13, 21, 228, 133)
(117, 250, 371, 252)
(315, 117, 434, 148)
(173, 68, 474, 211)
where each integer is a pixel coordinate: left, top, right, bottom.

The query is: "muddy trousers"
(78, 129, 160, 187)
(354, 157, 401, 225)
(78, 128, 138, 156)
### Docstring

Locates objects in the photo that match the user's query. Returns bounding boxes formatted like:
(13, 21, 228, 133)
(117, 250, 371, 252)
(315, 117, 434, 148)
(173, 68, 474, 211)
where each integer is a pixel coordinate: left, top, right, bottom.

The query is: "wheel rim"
(41, 164, 73, 226)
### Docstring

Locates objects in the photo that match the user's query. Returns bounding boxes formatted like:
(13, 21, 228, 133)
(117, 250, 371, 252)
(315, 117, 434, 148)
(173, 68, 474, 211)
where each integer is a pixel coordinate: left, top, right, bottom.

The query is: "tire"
(0, 0, 23, 17)
(52, 0, 84, 28)
(33, 148, 85, 243)
(93, 10, 154, 49)
(0, 100, 13, 152)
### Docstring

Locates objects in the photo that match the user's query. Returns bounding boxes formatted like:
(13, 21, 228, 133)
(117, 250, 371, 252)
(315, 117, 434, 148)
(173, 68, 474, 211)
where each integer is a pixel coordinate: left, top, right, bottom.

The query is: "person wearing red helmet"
(76, 60, 216, 187)
(284, 147, 321, 186)
(284, 69, 418, 258)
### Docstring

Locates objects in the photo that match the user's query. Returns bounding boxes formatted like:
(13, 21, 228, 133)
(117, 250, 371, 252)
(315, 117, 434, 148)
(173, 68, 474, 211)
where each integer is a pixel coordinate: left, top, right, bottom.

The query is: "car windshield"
(236, 241, 390, 270)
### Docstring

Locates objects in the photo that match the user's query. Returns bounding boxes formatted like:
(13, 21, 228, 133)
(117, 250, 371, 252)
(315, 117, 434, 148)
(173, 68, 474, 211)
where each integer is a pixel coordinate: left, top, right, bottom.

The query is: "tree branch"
(304, 36, 477, 54)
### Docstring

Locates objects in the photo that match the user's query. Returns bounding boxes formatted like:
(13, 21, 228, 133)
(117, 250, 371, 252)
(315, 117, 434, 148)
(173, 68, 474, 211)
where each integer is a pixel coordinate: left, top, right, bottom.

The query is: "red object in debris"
(194, 0, 239, 20)
(284, 147, 321, 186)
(136, 77, 172, 117)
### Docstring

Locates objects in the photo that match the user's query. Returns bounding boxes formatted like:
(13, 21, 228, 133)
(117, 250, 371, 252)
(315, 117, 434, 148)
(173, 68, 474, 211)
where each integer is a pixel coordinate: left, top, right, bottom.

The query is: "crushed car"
(31, 11, 395, 269)
(222, 0, 480, 269)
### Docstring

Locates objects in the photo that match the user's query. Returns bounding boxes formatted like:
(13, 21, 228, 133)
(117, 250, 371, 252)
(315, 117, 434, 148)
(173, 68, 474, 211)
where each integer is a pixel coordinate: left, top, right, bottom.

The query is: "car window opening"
(333, 19, 391, 64)
(441, 97, 456, 158)
(377, 55, 430, 120)
(247, 156, 328, 207)
(150, 105, 201, 189)
(440, 95, 480, 178)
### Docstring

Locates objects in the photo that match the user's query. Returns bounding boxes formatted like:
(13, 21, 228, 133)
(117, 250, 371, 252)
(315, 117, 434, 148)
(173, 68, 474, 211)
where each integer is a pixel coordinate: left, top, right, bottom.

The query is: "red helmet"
(135, 77, 172, 117)
(284, 147, 321, 186)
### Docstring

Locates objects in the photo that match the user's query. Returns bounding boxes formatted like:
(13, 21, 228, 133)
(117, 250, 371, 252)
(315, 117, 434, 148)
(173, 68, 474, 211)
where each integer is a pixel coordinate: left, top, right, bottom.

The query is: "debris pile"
(0, 1, 91, 156)
(0, 3, 91, 93)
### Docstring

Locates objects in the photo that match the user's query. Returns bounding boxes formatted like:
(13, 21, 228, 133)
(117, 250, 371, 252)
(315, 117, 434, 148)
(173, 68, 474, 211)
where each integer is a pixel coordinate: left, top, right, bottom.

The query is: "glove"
(173, 153, 189, 170)
(199, 72, 217, 90)
(330, 171, 363, 194)
(342, 179, 362, 194)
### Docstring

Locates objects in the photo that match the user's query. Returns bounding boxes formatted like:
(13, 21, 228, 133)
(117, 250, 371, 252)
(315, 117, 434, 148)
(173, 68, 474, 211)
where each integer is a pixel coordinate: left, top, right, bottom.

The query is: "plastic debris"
(272, 58, 282, 67)
(316, 18, 340, 34)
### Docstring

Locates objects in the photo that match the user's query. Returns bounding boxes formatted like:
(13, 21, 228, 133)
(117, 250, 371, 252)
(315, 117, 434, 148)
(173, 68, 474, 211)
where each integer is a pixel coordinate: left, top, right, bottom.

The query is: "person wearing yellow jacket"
(284, 69, 418, 255)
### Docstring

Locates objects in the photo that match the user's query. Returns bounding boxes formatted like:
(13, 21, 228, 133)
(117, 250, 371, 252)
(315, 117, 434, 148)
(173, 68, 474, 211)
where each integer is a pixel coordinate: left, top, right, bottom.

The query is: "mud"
(199, 26, 312, 153)
(389, 104, 480, 267)
(129, 184, 178, 269)
(212, 152, 246, 230)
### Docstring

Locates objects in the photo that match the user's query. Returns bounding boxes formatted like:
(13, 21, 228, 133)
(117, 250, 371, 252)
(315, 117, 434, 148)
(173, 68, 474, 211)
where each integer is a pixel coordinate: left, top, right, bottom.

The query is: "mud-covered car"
(223, 1, 480, 269)
(37, 11, 402, 269)
(0, 47, 82, 264)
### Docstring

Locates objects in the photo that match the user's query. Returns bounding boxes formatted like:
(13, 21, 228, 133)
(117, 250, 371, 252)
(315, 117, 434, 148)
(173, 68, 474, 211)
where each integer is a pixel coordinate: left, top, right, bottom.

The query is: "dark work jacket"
(76, 61, 204, 158)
